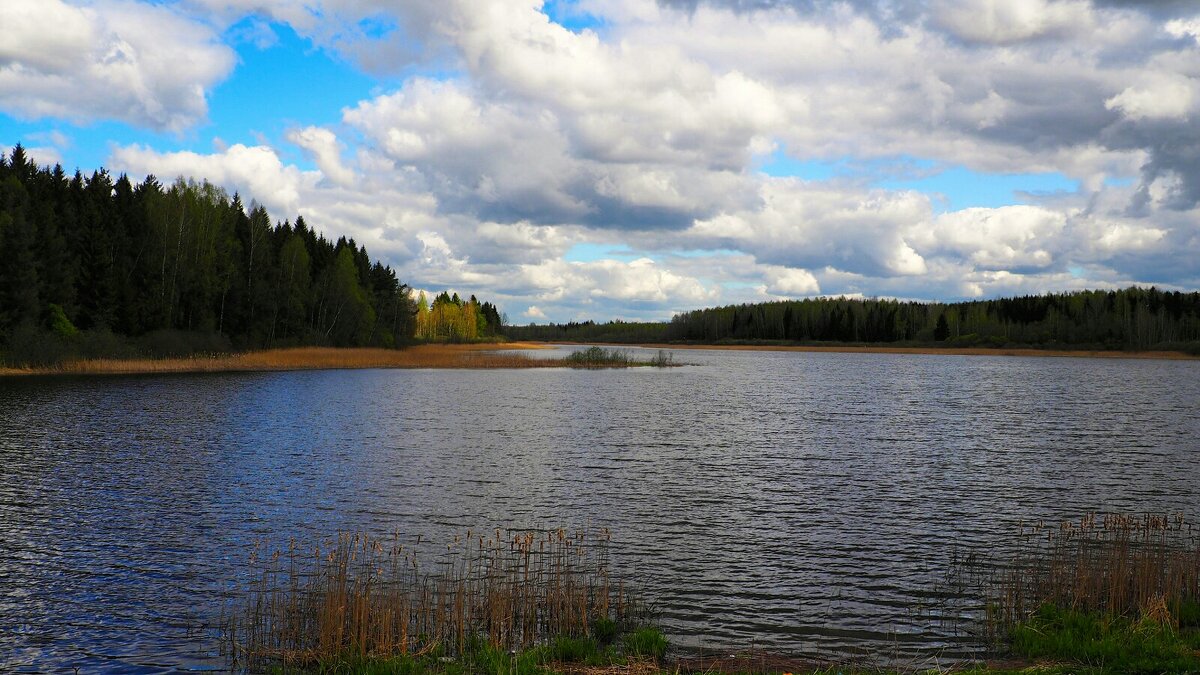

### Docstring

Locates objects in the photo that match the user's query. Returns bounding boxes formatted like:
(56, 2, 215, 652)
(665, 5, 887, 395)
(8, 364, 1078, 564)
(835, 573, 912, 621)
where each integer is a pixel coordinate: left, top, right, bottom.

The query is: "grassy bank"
(0, 344, 679, 376)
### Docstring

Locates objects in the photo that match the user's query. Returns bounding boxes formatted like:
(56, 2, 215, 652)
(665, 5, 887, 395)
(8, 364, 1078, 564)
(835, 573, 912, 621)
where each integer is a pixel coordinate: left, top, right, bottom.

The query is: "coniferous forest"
(0, 145, 500, 366)
(510, 292, 1200, 353)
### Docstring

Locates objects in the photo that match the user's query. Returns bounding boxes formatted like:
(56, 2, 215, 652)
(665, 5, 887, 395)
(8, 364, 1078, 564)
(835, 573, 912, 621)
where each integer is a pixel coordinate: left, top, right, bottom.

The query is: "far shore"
(4, 340, 1196, 377)
(549, 341, 1200, 360)
(0, 343, 557, 377)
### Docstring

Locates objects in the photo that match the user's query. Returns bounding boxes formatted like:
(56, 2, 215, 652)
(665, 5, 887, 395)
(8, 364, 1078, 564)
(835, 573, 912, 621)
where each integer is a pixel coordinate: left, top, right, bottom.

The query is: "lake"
(2, 347, 1198, 672)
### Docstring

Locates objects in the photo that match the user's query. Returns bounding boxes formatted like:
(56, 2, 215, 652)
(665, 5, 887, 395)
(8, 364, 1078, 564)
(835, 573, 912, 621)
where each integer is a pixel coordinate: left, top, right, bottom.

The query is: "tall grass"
(981, 512, 1200, 644)
(563, 346, 676, 368)
(224, 528, 647, 671)
(3, 344, 685, 375)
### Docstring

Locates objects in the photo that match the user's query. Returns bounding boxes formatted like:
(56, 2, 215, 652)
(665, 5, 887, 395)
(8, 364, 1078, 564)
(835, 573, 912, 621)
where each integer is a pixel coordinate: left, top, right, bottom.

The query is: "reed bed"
(981, 512, 1200, 642)
(5, 344, 682, 375)
(224, 527, 646, 671)
(4, 344, 567, 375)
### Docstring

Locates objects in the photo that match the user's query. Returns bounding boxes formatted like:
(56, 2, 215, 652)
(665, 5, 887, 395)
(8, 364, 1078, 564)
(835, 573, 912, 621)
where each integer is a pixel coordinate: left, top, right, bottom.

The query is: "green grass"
(264, 627, 665, 674)
(624, 626, 669, 660)
(1008, 604, 1200, 674)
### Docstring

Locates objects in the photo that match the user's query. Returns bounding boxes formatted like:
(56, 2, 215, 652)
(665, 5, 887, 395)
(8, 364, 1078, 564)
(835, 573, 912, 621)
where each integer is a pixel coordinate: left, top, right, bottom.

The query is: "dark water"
(1, 348, 1198, 672)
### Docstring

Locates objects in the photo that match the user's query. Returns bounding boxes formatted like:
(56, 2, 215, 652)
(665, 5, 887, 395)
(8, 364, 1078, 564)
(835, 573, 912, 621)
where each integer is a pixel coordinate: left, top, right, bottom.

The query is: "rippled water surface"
(2, 348, 1198, 671)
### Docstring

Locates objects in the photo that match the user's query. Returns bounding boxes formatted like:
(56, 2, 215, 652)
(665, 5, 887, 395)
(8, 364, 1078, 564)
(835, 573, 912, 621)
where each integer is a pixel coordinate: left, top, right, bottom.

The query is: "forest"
(5, 142, 1198, 365)
(0, 145, 501, 366)
(508, 289, 1200, 352)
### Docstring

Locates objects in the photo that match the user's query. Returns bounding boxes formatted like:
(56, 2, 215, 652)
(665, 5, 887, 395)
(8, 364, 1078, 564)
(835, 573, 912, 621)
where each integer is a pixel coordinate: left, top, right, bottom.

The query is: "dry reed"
(981, 512, 1200, 641)
(224, 527, 644, 671)
(3, 344, 571, 375)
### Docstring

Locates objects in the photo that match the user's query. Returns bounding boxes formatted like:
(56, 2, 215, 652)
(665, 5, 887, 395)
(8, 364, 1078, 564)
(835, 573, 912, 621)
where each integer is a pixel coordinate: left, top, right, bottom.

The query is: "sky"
(2, 0, 1199, 324)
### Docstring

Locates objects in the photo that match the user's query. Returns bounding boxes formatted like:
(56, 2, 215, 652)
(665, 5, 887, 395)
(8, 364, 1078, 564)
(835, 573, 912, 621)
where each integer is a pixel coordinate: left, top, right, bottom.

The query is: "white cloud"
(23, 146, 64, 168)
(288, 126, 357, 187)
(917, 206, 1068, 270)
(1105, 75, 1197, 121)
(0, 0, 234, 131)
(763, 265, 821, 296)
(68, 0, 1200, 321)
(931, 0, 1094, 45)
(111, 143, 313, 216)
(1164, 17, 1200, 43)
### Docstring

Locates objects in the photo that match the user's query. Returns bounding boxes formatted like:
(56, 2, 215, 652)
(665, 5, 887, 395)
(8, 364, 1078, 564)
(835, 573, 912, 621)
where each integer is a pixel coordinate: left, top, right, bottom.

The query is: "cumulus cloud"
(1105, 74, 1197, 121)
(916, 206, 1068, 271)
(0, 0, 234, 131)
(763, 265, 821, 296)
(73, 0, 1200, 321)
(287, 126, 357, 187)
(112, 143, 313, 216)
(930, 0, 1094, 45)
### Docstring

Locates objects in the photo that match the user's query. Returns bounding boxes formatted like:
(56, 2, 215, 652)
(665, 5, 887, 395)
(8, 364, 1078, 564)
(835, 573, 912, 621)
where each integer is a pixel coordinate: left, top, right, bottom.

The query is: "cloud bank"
(8, 0, 1200, 321)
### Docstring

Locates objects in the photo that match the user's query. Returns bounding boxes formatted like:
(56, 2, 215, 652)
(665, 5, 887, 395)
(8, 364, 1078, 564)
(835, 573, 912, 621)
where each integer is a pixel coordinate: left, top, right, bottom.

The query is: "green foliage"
(548, 636, 599, 663)
(1010, 604, 1200, 674)
(45, 303, 77, 338)
(263, 628, 650, 674)
(591, 616, 619, 645)
(622, 627, 667, 660)
(413, 291, 501, 342)
(509, 288, 1200, 350)
(0, 144, 515, 365)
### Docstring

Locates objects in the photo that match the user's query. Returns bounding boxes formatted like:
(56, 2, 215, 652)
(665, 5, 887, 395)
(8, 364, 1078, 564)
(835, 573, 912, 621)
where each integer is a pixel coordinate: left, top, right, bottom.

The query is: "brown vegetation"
(975, 512, 1200, 640)
(0, 343, 564, 376)
(225, 527, 641, 670)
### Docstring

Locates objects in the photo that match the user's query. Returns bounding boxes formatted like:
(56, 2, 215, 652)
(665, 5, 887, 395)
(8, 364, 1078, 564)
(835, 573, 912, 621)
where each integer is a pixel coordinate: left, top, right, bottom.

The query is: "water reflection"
(1, 351, 1198, 671)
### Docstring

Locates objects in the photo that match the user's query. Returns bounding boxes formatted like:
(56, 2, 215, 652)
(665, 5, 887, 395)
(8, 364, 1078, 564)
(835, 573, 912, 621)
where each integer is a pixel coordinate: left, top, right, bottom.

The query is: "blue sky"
(756, 150, 1081, 214)
(2, 0, 1195, 322)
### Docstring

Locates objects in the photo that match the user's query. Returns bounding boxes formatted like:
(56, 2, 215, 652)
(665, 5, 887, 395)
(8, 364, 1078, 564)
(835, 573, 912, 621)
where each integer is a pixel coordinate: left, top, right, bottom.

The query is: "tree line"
(0, 145, 502, 365)
(667, 289, 1200, 349)
(508, 289, 1200, 352)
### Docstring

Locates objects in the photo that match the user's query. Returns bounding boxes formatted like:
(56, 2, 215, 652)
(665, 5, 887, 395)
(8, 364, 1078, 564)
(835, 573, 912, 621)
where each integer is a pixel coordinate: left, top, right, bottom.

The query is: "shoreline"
(4, 341, 1195, 377)
(0, 343, 556, 377)
(550, 341, 1200, 361)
